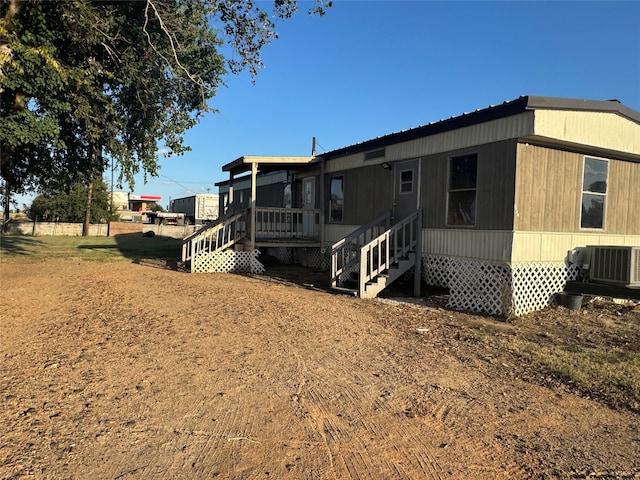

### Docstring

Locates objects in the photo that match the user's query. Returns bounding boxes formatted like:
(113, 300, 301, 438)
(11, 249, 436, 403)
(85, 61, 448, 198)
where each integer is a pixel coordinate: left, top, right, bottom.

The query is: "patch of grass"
(527, 343, 640, 410)
(489, 331, 640, 412)
(455, 305, 640, 411)
(0, 234, 182, 262)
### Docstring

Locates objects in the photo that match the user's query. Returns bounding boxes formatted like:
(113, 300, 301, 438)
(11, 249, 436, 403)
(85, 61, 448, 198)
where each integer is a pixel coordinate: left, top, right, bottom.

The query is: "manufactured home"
(183, 96, 640, 316)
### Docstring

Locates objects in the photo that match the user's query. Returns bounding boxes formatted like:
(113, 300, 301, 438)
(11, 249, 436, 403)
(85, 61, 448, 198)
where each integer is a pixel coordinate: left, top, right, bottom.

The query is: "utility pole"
(83, 144, 100, 236)
(110, 156, 114, 218)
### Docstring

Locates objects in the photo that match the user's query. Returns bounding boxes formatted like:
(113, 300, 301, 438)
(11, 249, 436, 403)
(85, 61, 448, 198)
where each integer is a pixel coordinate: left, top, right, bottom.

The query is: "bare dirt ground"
(1, 258, 639, 479)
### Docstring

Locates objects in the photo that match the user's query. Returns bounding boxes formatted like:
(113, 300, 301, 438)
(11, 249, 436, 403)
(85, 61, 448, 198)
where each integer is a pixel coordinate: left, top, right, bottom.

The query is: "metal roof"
(319, 96, 640, 160)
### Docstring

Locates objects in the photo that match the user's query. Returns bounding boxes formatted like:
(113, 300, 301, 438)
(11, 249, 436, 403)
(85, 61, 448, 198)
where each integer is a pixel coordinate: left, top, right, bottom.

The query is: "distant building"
(170, 194, 219, 225)
(110, 192, 162, 222)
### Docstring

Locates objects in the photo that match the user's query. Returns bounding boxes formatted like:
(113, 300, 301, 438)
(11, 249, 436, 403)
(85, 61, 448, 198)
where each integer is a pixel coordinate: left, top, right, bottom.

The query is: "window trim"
(399, 169, 414, 195)
(580, 156, 609, 230)
(446, 152, 478, 227)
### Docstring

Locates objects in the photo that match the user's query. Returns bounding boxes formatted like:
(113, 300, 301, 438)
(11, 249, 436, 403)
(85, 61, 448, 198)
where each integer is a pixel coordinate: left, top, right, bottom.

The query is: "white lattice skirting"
(294, 248, 324, 269)
(511, 262, 581, 316)
(192, 247, 325, 274)
(422, 255, 581, 317)
(192, 249, 265, 274)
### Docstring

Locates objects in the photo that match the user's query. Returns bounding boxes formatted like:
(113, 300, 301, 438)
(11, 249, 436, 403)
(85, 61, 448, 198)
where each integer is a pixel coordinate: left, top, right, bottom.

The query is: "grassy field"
(0, 234, 182, 262)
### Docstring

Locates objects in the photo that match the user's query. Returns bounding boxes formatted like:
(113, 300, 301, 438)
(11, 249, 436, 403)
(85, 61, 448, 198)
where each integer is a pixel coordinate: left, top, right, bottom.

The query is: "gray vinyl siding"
(228, 183, 286, 210)
(324, 140, 517, 230)
(325, 165, 394, 225)
(419, 139, 517, 231)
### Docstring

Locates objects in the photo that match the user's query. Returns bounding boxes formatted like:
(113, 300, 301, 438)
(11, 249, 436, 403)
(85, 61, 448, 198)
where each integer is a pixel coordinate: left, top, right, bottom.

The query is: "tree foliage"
(27, 179, 112, 223)
(0, 0, 331, 219)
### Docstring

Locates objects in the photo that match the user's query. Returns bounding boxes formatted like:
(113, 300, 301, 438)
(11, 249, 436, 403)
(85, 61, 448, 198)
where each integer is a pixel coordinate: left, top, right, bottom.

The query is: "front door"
(302, 177, 316, 237)
(394, 159, 420, 222)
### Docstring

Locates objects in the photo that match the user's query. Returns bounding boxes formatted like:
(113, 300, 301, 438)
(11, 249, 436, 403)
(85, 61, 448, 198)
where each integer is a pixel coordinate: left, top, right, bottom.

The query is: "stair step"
(332, 286, 358, 296)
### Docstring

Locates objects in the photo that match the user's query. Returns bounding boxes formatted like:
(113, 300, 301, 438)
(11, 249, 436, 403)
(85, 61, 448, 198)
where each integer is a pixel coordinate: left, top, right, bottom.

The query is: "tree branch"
(143, 0, 208, 104)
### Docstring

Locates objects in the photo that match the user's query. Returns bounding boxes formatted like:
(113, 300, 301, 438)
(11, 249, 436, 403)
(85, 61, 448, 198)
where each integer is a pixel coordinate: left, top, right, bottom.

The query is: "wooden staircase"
(330, 210, 422, 299)
(361, 252, 417, 298)
(181, 206, 321, 273)
(181, 210, 249, 272)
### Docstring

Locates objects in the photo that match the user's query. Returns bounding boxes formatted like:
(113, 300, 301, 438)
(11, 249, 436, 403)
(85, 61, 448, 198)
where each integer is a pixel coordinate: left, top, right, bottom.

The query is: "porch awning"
(222, 155, 318, 176)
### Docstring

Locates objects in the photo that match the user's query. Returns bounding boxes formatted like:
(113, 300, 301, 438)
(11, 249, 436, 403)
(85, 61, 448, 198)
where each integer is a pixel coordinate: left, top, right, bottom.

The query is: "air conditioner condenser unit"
(587, 245, 640, 288)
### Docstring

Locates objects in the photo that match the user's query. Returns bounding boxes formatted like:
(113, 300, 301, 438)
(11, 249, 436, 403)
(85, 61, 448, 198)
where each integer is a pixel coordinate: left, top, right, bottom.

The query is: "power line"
(159, 175, 198, 194)
(315, 140, 329, 153)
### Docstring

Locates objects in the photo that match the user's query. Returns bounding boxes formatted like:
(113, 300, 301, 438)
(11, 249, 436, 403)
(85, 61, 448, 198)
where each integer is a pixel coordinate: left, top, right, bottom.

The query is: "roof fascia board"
(520, 134, 640, 163)
(526, 96, 640, 124)
(222, 156, 316, 174)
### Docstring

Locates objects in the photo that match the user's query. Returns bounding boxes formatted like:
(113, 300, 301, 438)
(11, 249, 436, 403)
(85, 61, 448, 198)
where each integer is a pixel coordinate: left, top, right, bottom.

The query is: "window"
(447, 153, 477, 226)
(303, 179, 314, 207)
(399, 169, 414, 194)
(283, 183, 292, 209)
(581, 157, 608, 229)
(329, 176, 344, 223)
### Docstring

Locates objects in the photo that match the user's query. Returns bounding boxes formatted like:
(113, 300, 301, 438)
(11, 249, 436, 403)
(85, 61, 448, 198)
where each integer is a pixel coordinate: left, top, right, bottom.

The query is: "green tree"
(0, 0, 331, 224)
(27, 179, 112, 223)
(149, 202, 165, 213)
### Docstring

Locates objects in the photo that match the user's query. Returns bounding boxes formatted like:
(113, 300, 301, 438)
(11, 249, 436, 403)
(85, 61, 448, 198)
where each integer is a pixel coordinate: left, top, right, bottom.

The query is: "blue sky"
(19, 1, 640, 209)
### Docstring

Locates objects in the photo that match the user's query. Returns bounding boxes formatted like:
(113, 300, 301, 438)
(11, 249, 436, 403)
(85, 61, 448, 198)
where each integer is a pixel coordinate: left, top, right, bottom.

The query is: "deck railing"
(254, 207, 320, 239)
(358, 210, 422, 295)
(181, 210, 248, 271)
(182, 207, 321, 272)
(330, 212, 391, 289)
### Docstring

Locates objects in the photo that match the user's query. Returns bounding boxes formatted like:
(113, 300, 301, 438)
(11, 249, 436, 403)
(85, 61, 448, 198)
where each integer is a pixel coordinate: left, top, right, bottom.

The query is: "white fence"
(7, 221, 108, 236)
(5, 221, 198, 238)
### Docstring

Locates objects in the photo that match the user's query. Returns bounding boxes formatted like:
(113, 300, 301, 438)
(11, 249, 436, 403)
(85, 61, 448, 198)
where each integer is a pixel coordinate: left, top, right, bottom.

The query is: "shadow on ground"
(253, 262, 333, 293)
(117, 232, 183, 269)
(0, 235, 46, 255)
(253, 259, 450, 307)
(77, 232, 184, 270)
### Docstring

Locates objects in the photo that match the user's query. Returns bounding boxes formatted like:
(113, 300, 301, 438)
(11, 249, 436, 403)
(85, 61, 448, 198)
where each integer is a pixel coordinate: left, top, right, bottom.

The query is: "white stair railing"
(359, 210, 421, 295)
(182, 210, 249, 272)
(330, 212, 391, 289)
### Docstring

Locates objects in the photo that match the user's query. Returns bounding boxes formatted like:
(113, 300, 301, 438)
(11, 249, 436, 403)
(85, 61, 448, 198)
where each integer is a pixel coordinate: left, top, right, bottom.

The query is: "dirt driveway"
(1, 259, 639, 479)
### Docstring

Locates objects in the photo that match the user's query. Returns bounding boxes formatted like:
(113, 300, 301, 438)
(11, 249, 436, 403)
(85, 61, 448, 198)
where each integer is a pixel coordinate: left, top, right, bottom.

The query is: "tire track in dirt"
(93, 372, 262, 479)
(415, 388, 527, 478)
(381, 341, 529, 478)
(283, 320, 528, 479)
(282, 332, 445, 480)
(4, 261, 639, 478)
(98, 323, 311, 479)
(302, 370, 445, 480)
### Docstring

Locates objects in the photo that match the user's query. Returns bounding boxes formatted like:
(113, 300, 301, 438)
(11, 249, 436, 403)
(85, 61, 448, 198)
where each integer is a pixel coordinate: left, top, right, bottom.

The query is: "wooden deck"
(254, 237, 322, 248)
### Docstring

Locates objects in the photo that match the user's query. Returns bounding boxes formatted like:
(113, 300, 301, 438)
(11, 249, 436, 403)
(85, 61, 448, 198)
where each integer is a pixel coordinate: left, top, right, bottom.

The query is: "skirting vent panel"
(192, 249, 265, 274)
(294, 247, 324, 270)
(511, 262, 581, 316)
(422, 255, 581, 317)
